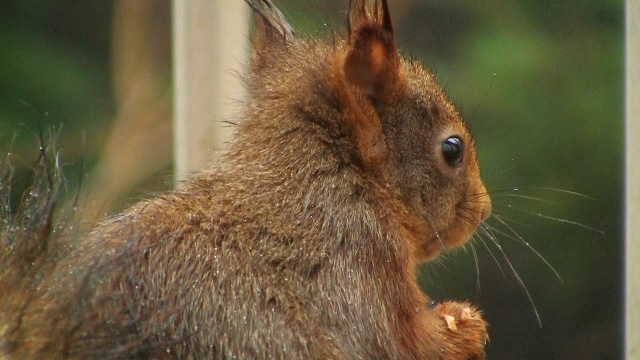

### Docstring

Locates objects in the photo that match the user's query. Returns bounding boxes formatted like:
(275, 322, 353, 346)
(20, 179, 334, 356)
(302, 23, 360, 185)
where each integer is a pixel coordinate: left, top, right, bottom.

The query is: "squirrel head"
(247, 0, 491, 263)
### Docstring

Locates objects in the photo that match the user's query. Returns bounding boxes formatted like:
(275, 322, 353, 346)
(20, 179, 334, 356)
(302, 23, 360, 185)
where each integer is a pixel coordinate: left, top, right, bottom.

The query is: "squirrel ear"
(344, 0, 401, 102)
(246, 0, 296, 69)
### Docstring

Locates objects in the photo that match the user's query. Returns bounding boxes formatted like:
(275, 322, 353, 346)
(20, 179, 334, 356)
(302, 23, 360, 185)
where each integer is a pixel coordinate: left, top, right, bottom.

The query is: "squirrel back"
(1, 1, 491, 358)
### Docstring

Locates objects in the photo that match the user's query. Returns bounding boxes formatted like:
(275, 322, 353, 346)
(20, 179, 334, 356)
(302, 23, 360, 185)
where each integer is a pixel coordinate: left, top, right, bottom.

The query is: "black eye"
(442, 136, 464, 168)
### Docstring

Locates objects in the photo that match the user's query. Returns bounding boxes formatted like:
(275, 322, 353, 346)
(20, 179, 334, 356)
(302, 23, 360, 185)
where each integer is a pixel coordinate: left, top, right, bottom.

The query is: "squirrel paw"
(435, 301, 488, 360)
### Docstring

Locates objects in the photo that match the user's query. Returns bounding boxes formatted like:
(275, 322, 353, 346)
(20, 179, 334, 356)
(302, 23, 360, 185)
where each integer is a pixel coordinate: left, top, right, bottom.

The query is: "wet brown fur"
(1, 1, 491, 358)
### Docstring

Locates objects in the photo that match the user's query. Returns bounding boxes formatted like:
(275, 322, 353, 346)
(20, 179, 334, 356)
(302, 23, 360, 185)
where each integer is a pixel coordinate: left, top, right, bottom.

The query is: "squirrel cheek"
(468, 171, 492, 223)
(477, 181, 492, 222)
(452, 180, 492, 243)
(446, 181, 492, 248)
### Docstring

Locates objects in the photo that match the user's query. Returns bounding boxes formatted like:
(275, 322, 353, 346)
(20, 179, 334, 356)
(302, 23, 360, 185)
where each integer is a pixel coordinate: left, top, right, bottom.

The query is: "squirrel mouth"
(417, 213, 485, 262)
(419, 190, 492, 261)
(418, 229, 472, 262)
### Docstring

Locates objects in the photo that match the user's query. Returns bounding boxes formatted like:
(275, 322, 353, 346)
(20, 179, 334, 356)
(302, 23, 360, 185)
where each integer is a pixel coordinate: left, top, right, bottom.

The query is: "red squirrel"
(0, 0, 492, 358)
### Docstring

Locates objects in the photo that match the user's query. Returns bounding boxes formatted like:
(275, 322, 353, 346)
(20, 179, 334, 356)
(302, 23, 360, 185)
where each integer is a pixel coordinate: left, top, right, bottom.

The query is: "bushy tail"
(0, 131, 179, 359)
(0, 130, 80, 355)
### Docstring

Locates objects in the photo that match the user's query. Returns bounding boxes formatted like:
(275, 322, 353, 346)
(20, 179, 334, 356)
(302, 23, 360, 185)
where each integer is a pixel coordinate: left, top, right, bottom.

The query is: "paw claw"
(443, 314, 457, 331)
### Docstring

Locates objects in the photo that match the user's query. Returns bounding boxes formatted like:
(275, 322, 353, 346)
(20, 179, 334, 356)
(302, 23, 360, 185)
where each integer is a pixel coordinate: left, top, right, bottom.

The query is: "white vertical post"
(173, 0, 249, 183)
(626, 0, 638, 358)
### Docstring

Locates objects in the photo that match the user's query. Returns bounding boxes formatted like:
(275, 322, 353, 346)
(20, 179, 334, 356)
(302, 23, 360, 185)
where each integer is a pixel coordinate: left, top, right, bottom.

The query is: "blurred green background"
(0, 0, 624, 358)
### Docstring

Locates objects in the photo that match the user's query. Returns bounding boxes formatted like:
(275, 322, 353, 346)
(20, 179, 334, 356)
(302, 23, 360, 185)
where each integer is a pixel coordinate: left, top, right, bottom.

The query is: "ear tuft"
(246, 0, 295, 42)
(344, 0, 401, 102)
(245, 0, 296, 69)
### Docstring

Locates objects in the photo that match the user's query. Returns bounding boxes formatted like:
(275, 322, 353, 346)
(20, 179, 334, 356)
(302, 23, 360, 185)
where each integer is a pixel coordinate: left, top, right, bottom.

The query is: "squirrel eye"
(442, 136, 464, 168)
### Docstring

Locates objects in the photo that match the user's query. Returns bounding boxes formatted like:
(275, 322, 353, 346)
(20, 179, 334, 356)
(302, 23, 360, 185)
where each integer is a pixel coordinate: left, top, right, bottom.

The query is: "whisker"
(490, 193, 557, 205)
(468, 216, 542, 327)
(490, 210, 531, 228)
(455, 211, 484, 291)
(488, 215, 562, 283)
(496, 239, 542, 327)
(468, 184, 596, 328)
(427, 218, 445, 249)
(469, 71, 496, 118)
(458, 208, 481, 222)
(469, 239, 481, 296)
(495, 203, 604, 234)
(467, 192, 492, 201)
(483, 232, 542, 328)
(477, 233, 507, 278)
(458, 204, 489, 222)
(490, 186, 595, 200)
(519, 186, 596, 200)
(468, 216, 508, 278)
(489, 214, 525, 242)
